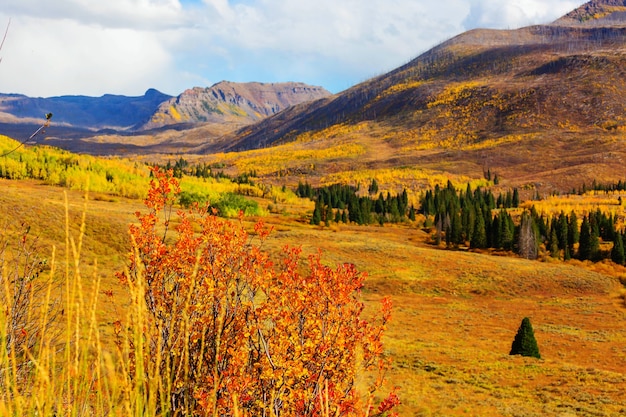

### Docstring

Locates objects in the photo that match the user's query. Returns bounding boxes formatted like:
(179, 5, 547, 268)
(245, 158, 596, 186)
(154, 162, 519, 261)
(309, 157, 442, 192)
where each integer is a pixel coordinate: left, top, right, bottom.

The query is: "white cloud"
(0, 15, 176, 96)
(463, 0, 583, 29)
(0, 0, 587, 97)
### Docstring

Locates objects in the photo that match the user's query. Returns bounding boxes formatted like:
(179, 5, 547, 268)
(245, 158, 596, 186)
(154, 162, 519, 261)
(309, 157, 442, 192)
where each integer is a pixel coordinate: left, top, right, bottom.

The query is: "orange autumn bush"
(118, 167, 398, 417)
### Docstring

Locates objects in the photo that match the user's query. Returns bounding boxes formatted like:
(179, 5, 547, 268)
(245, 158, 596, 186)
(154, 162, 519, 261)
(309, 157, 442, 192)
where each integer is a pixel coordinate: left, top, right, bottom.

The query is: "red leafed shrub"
(118, 167, 398, 416)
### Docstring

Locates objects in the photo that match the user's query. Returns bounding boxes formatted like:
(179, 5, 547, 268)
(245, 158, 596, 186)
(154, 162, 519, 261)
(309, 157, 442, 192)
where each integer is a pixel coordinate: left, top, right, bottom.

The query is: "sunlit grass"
(209, 141, 367, 176)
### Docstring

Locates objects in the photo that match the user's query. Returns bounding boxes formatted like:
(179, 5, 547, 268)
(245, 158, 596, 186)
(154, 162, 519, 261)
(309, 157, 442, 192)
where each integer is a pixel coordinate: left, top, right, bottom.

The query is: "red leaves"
(119, 167, 397, 416)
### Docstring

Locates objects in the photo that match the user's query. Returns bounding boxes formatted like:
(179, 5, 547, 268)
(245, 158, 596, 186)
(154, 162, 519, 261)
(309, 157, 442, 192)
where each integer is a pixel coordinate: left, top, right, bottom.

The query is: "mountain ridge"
(0, 88, 173, 130)
(195, 0, 626, 193)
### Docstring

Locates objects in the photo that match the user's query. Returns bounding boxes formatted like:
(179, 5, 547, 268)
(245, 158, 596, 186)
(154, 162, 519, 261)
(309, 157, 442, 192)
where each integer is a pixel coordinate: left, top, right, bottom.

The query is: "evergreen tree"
(567, 211, 579, 256)
(510, 317, 541, 359)
(549, 228, 560, 259)
(450, 211, 462, 246)
(568, 211, 579, 244)
(348, 196, 361, 224)
(462, 204, 476, 244)
(400, 189, 409, 215)
(408, 205, 416, 221)
(311, 202, 322, 225)
(500, 211, 515, 251)
(325, 205, 333, 226)
(589, 226, 601, 261)
(491, 213, 502, 248)
(611, 232, 625, 265)
(557, 212, 569, 251)
(512, 188, 520, 208)
(368, 178, 379, 195)
(375, 193, 385, 215)
(389, 198, 401, 223)
(470, 208, 487, 249)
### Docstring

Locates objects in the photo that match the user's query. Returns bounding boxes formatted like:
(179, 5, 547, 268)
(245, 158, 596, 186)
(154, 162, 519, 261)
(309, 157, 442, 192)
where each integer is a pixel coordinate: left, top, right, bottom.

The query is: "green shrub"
(212, 192, 262, 217)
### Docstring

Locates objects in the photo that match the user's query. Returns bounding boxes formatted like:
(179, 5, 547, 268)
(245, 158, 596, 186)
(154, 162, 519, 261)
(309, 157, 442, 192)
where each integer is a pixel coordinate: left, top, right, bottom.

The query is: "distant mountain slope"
(218, 22, 626, 152)
(197, 0, 626, 192)
(555, 0, 626, 25)
(142, 81, 331, 130)
(0, 89, 172, 130)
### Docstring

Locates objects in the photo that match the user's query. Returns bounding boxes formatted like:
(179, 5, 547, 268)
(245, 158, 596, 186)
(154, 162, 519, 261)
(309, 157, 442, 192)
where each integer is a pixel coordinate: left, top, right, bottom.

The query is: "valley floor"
(2, 180, 625, 416)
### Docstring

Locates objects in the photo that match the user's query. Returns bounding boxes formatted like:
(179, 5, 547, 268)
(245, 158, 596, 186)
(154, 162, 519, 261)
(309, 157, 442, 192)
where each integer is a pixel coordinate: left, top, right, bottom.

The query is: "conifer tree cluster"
(298, 181, 414, 226)
(419, 181, 520, 250)
(156, 158, 257, 185)
(577, 178, 626, 194)
(547, 209, 620, 262)
(422, 181, 626, 264)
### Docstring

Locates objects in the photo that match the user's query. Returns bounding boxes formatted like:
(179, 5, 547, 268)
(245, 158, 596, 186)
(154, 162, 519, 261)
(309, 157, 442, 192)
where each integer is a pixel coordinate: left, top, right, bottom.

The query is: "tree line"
(297, 180, 415, 226)
(157, 157, 257, 186)
(420, 180, 520, 250)
(423, 180, 626, 264)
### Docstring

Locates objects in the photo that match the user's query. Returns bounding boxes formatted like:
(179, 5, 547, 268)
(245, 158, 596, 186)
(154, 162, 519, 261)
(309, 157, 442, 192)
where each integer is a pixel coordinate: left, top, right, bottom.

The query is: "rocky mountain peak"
(142, 81, 331, 130)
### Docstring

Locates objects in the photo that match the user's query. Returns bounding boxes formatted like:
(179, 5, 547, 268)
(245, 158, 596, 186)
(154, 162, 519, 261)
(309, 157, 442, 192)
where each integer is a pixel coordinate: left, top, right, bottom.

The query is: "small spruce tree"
(510, 317, 541, 359)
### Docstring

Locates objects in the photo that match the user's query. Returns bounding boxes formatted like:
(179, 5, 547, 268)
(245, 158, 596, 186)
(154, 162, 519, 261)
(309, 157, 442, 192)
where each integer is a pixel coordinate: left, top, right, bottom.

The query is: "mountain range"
(2, 0, 626, 193)
(0, 81, 330, 138)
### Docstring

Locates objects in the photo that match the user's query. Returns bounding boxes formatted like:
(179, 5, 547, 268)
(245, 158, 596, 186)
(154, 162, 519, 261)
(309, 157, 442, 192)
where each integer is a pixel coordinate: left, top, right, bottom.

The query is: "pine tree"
(611, 232, 625, 265)
(557, 212, 569, 251)
(491, 213, 502, 248)
(510, 317, 541, 359)
(549, 228, 560, 259)
(500, 211, 515, 251)
(512, 188, 520, 208)
(325, 205, 333, 226)
(470, 208, 487, 249)
(311, 202, 322, 225)
(589, 226, 601, 261)
(568, 211, 579, 244)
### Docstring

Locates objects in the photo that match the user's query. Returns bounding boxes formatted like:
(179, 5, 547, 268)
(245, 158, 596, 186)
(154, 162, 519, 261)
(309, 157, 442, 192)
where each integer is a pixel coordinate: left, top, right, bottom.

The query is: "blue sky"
(0, 0, 583, 97)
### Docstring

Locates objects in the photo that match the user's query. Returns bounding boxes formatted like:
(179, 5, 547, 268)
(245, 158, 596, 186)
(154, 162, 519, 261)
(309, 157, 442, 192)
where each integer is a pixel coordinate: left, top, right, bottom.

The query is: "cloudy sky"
(0, 0, 583, 97)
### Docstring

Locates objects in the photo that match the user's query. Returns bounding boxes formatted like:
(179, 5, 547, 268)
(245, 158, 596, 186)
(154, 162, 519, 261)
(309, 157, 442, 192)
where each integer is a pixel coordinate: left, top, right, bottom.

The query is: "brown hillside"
(204, 4, 626, 193)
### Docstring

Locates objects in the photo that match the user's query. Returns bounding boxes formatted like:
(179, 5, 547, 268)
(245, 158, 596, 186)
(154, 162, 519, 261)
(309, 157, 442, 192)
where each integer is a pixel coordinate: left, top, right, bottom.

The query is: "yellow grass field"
(1, 178, 625, 416)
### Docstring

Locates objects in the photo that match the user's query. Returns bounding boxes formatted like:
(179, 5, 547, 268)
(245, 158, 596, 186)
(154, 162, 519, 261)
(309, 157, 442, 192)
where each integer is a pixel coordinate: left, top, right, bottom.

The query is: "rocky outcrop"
(142, 81, 331, 130)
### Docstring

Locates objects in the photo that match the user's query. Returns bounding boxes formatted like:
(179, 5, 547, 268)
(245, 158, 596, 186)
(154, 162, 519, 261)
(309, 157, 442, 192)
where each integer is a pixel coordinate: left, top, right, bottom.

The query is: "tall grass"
(0, 191, 173, 416)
